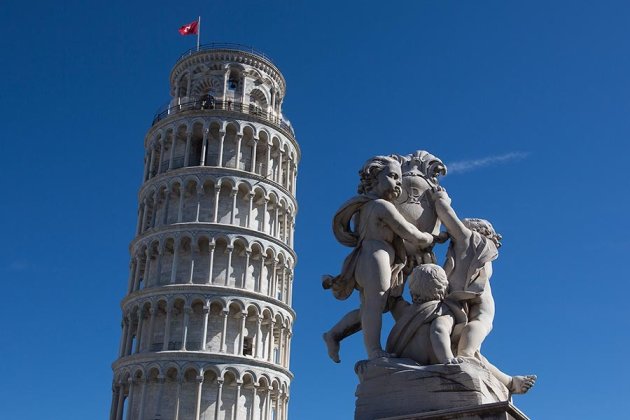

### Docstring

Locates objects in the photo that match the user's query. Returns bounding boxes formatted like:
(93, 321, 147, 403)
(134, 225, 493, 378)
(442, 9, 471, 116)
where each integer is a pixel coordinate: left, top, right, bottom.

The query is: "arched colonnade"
(144, 119, 297, 195)
(112, 365, 289, 420)
(118, 297, 293, 369)
(128, 234, 294, 305)
(136, 175, 296, 247)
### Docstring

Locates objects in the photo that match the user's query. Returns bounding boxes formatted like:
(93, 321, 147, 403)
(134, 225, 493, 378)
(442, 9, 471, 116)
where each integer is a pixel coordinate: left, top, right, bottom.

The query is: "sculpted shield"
(394, 150, 447, 235)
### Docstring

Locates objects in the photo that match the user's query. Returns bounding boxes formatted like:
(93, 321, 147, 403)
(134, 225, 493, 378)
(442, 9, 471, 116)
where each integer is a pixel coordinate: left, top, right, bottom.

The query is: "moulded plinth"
(354, 358, 527, 420)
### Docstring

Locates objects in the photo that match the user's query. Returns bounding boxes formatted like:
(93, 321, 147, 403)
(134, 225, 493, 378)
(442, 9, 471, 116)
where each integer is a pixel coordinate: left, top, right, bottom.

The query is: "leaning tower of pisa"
(110, 44, 299, 420)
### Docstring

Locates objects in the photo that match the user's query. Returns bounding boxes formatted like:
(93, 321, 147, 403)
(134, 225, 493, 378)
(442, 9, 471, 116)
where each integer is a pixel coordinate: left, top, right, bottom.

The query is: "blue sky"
(1, 1, 629, 419)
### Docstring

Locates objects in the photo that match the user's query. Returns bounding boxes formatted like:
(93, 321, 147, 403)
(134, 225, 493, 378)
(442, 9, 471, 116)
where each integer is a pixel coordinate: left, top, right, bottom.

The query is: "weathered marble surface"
(354, 358, 509, 420)
(378, 401, 529, 420)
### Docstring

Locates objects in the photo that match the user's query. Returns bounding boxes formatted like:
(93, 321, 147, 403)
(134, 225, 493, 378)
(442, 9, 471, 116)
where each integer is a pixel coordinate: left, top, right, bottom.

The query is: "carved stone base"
(377, 401, 528, 420)
(354, 358, 523, 420)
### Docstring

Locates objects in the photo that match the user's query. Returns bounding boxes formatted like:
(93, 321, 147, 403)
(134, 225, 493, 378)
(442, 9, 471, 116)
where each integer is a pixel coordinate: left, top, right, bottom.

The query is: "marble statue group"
(322, 151, 536, 418)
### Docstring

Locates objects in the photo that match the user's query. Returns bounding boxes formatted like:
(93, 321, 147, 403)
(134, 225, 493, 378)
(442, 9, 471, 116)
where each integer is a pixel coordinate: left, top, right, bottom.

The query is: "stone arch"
(254, 130, 270, 176)
(234, 181, 251, 228)
(181, 178, 199, 222)
(251, 186, 267, 231)
(206, 120, 222, 166)
(243, 304, 260, 358)
(193, 235, 211, 284)
(205, 299, 225, 352)
(166, 180, 182, 224)
(199, 367, 220, 418)
(225, 301, 245, 355)
(187, 121, 204, 166)
(223, 122, 239, 169)
(231, 237, 249, 289)
(226, 66, 244, 103)
(176, 72, 190, 97)
(177, 235, 194, 285)
(270, 136, 282, 183)
(166, 297, 187, 350)
(186, 297, 206, 350)
(216, 177, 236, 225)
(149, 299, 169, 351)
(211, 235, 230, 285)
(249, 88, 269, 115)
(220, 369, 239, 420)
(199, 177, 216, 222)
(179, 367, 200, 419)
(266, 192, 280, 236)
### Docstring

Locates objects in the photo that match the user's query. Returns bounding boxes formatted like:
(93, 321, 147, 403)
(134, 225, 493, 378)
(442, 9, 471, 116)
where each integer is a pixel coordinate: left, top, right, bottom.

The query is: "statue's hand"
(443, 357, 464, 365)
(431, 186, 451, 204)
(433, 232, 450, 244)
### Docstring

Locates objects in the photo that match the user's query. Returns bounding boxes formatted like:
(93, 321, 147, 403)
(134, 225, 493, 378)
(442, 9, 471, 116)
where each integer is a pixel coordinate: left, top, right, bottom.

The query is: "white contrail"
(447, 152, 530, 174)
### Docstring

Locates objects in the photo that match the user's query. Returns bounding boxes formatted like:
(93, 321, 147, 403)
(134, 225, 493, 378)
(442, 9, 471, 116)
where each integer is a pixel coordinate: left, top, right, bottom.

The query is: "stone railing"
(152, 98, 295, 137)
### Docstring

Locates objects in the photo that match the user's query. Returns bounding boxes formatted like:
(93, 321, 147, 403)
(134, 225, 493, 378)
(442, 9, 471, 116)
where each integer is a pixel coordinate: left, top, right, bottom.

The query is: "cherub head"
(357, 156, 402, 201)
(462, 218, 502, 248)
(409, 264, 449, 304)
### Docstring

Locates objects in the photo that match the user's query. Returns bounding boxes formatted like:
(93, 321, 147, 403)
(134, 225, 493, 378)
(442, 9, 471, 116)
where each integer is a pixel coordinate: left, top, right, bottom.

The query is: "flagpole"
(197, 16, 201, 51)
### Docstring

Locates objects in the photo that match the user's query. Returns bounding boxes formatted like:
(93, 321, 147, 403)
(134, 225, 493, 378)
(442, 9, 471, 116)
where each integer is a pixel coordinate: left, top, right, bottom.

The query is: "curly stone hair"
(409, 264, 449, 303)
(357, 155, 400, 195)
(462, 218, 502, 248)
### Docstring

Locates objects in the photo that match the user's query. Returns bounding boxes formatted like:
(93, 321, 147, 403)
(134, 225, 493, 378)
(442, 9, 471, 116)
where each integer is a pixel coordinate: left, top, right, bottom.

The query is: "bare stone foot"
(323, 332, 340, 363)
(510, 375, 537, 394)
(322, 275, 333, 290)
(368, 349, 391, 360)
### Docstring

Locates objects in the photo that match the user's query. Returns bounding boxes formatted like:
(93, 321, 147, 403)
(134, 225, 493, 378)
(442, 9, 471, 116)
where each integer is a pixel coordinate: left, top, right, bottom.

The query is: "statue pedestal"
(354, 358, 529, 420)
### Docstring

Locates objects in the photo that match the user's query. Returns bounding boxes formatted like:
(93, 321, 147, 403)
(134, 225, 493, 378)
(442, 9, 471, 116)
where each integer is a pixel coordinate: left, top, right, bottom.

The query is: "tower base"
(354, 358, 528, 420)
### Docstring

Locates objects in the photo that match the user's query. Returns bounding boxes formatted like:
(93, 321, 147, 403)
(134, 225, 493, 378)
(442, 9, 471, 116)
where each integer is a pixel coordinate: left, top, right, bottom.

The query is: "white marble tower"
(111, 44, 299, 420)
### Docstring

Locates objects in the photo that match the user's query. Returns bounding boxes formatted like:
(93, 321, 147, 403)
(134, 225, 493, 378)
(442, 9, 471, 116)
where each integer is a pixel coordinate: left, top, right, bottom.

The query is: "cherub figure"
(387, 264, 536, 394)
(386, 264, 463, 365)
(432, 187, 501, 358)
(322, 156, 435, 360)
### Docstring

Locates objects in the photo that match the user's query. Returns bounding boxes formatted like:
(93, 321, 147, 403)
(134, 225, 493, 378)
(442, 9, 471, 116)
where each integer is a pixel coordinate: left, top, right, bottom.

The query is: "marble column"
(134, 308, 144, 353)
(214, 379, 224, 419)
(201, 305, 210, 350)
(162, 304, 173, 351)
(220, 311, 229, 352)
(207, 241, 215, 284)
(255, 317, 263, 358)
(124, 378, 135, 420)
(184, 130, 192, 166)
(194, 375, 204, 420)
(170, 239, 180, 284)
(181, 306, 191, 350)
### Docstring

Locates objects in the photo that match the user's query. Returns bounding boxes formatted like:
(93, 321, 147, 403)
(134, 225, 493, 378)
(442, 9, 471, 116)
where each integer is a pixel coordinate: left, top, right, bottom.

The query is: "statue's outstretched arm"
(432, 190, 470, 244)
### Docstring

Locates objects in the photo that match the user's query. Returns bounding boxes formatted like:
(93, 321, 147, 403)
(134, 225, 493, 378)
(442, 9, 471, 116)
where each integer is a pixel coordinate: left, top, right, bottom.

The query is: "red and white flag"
(179, 20, 199, 36)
